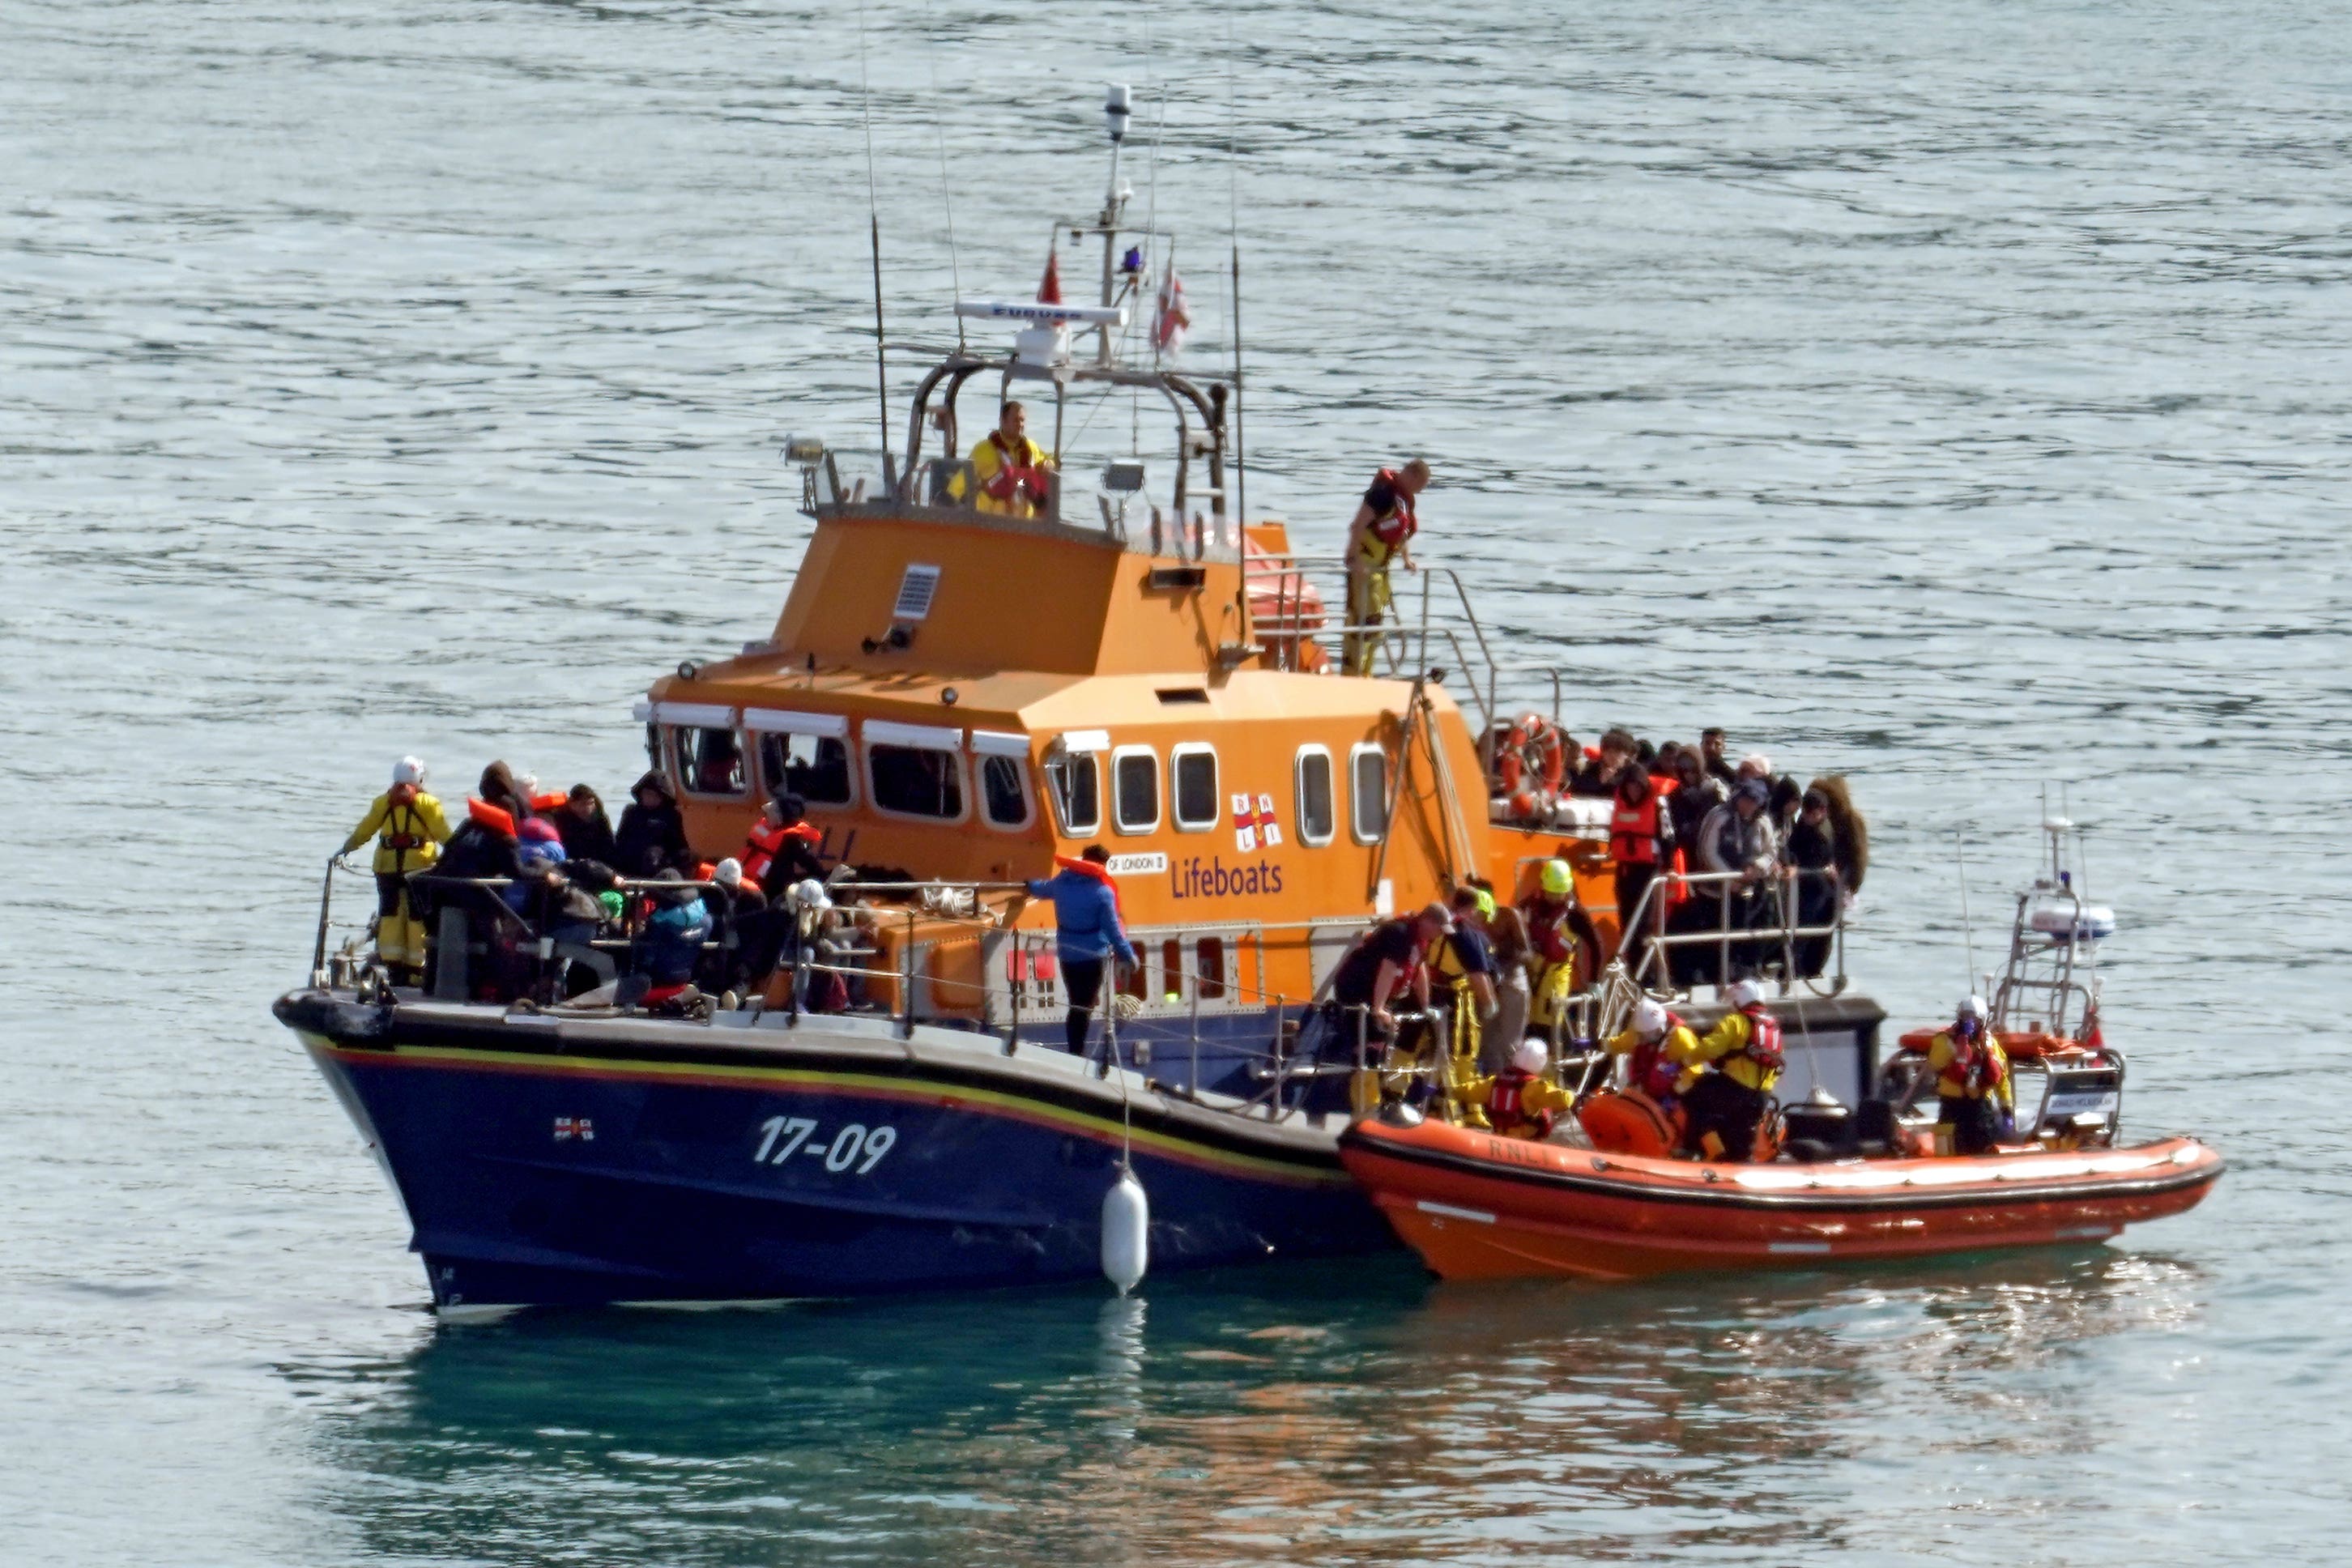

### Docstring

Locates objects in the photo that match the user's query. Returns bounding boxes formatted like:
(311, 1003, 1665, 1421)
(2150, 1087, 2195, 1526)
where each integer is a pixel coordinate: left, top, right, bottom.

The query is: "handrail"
(1614, 864, 1850, 999)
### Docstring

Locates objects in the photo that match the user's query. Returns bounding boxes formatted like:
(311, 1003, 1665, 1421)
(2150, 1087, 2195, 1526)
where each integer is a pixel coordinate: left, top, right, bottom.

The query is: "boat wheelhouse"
(280, 92, 1886, 1310)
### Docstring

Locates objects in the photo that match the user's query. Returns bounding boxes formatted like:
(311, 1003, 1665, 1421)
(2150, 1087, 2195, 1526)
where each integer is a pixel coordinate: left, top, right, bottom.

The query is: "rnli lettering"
(1170, 854, 1285, 899)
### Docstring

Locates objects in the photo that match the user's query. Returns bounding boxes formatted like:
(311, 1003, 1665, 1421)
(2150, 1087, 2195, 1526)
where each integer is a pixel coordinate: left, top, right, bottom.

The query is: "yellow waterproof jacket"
(1927, 1029, 2014, 1107)
(1452, 1070, 1574, 1136)
(342, 790, 451, 876)
(950, 432, 1056, 516)
(1681, 1008, 1781, 1094)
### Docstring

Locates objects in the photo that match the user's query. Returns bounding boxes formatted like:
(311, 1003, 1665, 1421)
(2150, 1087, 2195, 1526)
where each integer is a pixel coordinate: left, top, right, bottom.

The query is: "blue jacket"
(638, 896, 713, 984)
(1027, 869, 1136, 965)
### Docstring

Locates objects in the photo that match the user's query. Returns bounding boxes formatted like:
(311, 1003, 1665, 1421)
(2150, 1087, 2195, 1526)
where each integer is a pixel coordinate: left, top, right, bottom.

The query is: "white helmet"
(1510, 1039, 1548, 1076)
(1958, 994, 1988, 1020)
(791, 877, 832, 911)
(515, 772, 540, 799)
(1728, 978, 1766, 1008)
(392, 756, 425, 787)
(713, 857, 744, 888)
(1634, 997, 1669, 1036)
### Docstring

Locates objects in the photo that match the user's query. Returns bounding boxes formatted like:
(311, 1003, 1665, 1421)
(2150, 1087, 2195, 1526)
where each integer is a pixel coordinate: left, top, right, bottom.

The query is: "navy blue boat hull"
(280, 992, 1394, 1308)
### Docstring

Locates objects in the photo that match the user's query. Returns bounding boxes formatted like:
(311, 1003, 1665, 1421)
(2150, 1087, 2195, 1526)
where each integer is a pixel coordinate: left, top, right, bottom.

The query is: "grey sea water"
(3, 1, 2346, 1562)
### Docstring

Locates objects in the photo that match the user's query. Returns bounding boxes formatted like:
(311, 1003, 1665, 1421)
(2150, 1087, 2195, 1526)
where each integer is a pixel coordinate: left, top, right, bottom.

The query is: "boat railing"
(797, 443, 1243, 562)
(1241, 548, 1563, 744)
(1613, 864, 1850, 1001)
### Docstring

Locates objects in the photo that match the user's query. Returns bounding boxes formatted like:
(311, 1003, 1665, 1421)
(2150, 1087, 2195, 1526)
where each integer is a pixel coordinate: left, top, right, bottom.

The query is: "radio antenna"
(854, 0, 893, 492)
(1225, 9, 1247, 536)
(1956, 830, 1979, 998)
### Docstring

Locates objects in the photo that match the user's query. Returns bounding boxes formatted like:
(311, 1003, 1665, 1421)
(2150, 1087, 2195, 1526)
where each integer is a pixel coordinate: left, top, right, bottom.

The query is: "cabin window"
(1294, 746, 1336, 846)
(1195, 937, 1227, 1001)
(978, 755, 1033, 830)
(1112, 745, 1160, 834)
(867, 744, 966, 820)
(672, 726, 747, 798)
(1046, 752, 1101, 837)
(1160, 939, 1184, 1002)
(758, 732, 853, 807)
(1170, 744, 1219, 833)
(1349, 743, 1388, 845)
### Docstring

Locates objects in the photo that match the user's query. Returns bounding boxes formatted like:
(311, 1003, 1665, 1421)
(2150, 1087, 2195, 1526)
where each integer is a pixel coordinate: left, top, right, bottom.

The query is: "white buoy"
(1100, 1166, 1148, 1295)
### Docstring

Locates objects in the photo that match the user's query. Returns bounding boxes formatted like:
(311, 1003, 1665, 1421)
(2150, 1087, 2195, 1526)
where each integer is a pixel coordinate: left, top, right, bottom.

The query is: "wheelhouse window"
(672, 726, 746, 798)
(758, 731, 853, 807)
(1047, 752, 1101, 837)
(1112, 745, 1160, 834)
(1170, 744, 1219, 833)
(867, 744, 965, 820)
(1294, 745, 1336, 846)
(969, 731, 1033, 831)
(1349, 743, 1388, 845)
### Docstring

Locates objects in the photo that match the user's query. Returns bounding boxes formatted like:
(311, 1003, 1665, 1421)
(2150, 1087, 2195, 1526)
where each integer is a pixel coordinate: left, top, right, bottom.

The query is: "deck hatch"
(893, 563, 943, 620)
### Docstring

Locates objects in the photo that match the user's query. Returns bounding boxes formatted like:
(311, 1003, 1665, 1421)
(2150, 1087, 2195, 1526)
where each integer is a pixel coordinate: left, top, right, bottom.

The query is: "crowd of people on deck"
(339, 759, 867, 1013)
(1547, 726, 1870, 986)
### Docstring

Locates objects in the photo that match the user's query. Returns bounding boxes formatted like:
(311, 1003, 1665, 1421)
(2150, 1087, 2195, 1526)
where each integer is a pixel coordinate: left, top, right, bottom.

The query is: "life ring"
(1493, 714, 1567, 799)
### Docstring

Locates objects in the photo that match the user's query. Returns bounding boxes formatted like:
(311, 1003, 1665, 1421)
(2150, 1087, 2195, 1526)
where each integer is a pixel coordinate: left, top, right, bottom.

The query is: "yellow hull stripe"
(306, 1036, 1353, 1189)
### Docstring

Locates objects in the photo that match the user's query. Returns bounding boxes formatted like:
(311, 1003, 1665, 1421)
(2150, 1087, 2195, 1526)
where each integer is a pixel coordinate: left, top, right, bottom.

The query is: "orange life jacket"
(1487, 1067, 1556, 1139)
(1054, 854, 1125, 922)
(466, 797, 516, 837)
(1363, 467, 1417, 552)
(1611, 794, 1664, 865)
(744, 818, 822, 885)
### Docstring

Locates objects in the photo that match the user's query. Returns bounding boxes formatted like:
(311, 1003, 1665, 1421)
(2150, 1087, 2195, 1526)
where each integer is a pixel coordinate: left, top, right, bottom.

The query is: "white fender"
(1100, 1168, 1148, 1295)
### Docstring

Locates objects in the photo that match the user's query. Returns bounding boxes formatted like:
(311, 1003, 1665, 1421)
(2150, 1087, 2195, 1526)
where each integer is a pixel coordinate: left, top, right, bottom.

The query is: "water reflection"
(286, 1249, 2205, 1565)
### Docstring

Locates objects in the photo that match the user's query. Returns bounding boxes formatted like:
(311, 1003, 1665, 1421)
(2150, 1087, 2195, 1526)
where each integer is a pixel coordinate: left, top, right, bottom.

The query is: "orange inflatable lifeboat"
(1338, 1111, 2222, 1282)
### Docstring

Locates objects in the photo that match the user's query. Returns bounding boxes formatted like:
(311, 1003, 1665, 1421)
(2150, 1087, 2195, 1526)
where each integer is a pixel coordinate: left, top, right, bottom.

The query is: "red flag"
(1038, 247, 1062, 305)
(1155, 264, 1190, 355)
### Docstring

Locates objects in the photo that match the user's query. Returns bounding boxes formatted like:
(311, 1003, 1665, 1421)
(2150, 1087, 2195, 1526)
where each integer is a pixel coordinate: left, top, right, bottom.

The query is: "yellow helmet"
(1540, 859, 1571, 896)
(1472, 888, 1497, 922)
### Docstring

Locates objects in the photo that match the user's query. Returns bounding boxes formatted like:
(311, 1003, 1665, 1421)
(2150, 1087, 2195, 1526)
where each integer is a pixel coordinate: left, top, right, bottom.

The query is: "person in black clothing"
(1668, 747, 1726, 854)
(555, 783, 617, 864)
(613, 770, 691, 877)
(1327, 902, 1449, 1063)
(704, 856, 782, 995)
(1699, 728, 1736, 787)
(1768, 773, 1804, 839)
(1568, 728, 1637, 799)
(1784, 788, 1842, 978)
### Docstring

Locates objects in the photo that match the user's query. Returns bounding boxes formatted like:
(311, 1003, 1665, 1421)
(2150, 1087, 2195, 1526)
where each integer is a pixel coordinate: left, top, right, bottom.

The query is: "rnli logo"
(1231, 792, 1282, 854)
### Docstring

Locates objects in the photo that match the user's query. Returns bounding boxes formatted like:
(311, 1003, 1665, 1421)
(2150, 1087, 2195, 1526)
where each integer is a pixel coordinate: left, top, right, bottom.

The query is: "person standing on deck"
(341, 756, 451, 982)
(1026, 845, 1136, 1056)
(1342, 458, 1430, 676)
(1677, 979, 1784, 1161)
(1610, 766, 1676, 979)
(1521, 859, 1599, 1042)
(1928, 995, 2016, 1155)
(951, 400, 1057, 518)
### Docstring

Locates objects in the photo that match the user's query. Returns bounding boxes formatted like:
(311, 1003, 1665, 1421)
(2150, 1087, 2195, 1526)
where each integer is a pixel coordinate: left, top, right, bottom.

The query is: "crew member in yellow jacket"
(1452, 1038, 1575, 1139)
(1675, 978, 1785, 1161)
(340, 756, 451, 978)
(948, 400, 1057, 517)
(1924, 995, 2015, 1154)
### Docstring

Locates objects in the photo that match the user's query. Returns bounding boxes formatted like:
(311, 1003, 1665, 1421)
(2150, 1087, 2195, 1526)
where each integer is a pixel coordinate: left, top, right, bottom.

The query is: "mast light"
(1105, 83, 1131, 144)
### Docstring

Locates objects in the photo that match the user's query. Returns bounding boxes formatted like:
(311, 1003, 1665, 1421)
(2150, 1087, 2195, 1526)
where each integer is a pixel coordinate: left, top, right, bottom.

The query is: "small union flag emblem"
(553, 1116, 595, 1142)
